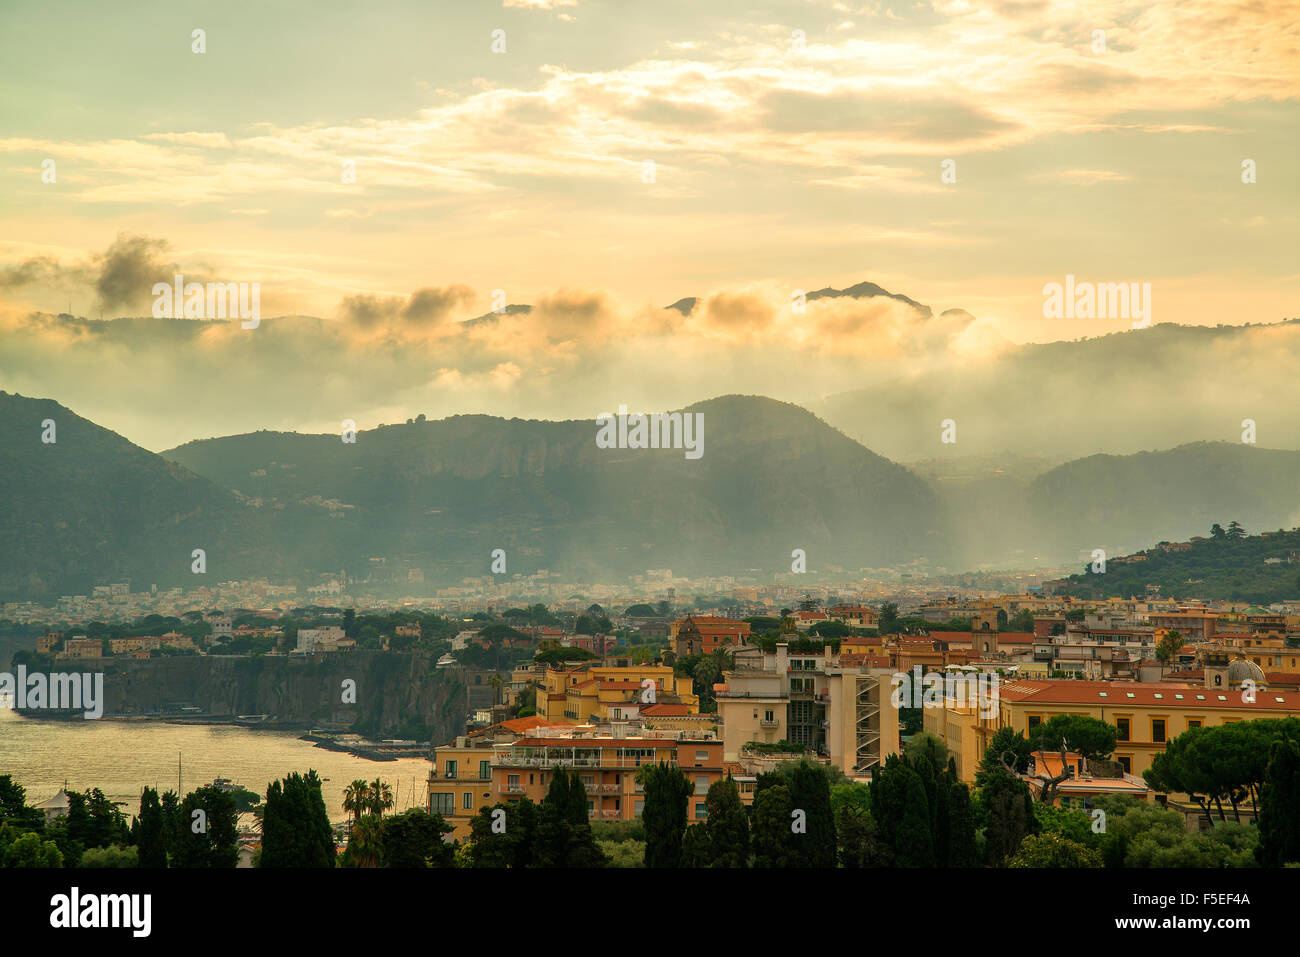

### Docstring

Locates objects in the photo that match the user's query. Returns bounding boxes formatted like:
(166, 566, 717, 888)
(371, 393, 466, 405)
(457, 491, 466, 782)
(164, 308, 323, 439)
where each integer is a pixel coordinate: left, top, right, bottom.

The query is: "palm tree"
(368, 778, 394, 818)
(348, 814, 384, 868)
(1155, 630, 1183, 675)
(343, 779, 371, 826)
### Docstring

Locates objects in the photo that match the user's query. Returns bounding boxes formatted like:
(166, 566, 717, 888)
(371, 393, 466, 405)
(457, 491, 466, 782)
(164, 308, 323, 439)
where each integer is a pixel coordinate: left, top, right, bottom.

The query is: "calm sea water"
(0, 711, 432, 824)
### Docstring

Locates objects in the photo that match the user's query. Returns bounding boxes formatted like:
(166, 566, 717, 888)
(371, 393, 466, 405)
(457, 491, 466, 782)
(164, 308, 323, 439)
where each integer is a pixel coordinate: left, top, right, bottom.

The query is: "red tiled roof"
(998, 679, 1300, 710)
(498, 715, 556, 733)
(641, 703, 689, 716)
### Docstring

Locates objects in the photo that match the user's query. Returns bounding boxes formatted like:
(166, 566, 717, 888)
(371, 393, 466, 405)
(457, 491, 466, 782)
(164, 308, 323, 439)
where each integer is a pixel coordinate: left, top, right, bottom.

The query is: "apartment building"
(427, 715, 556, 839)
(715, 641, 899, 778)
(429, 723, 728, 834)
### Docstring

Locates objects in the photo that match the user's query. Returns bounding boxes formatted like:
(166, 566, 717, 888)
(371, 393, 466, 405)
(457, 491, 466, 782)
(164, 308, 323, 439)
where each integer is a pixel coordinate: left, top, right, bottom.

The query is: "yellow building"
(493, 734, 725, 824)
(536, 663, 697, 724)
(428, 716, 556, 839)
(996, 677, 1300, 780)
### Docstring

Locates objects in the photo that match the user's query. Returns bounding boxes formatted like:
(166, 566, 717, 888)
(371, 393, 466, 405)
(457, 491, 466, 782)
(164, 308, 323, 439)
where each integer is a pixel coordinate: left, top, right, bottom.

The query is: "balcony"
(601, 783, 621, 793)
(759, 719, 779, 728)
(503, 784, 525, 794)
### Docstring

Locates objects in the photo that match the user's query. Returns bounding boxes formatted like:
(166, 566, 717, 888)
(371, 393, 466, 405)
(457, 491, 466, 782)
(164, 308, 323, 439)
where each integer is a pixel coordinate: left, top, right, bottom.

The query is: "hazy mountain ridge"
(161, 394, 947, 587)
(815, 319, 1300, 460)
(5, 390, 1300, 599)
(0, 391, 290, 598)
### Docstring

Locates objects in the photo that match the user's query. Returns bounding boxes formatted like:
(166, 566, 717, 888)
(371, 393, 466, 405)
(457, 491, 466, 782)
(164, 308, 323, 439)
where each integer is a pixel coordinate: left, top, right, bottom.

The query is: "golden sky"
(0, 0, 1296, 448)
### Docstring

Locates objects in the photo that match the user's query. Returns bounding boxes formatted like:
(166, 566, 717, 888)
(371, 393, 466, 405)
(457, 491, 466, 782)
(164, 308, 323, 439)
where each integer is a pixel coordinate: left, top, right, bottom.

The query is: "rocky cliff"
(95, 651, 467, 742)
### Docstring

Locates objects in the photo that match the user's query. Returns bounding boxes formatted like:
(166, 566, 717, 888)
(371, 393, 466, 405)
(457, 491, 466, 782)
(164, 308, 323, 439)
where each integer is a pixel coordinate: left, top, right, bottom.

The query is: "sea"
(0, 710, 432, 825)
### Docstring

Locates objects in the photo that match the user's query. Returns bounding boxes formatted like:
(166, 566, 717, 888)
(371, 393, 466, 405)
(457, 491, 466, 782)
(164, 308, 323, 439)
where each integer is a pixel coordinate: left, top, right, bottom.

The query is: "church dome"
(1227, 656, 1266, 684)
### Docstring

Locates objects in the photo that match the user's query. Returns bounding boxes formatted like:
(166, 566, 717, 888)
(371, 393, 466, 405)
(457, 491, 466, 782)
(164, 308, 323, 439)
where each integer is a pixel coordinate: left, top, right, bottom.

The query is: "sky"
(0, 0, 1296, 450)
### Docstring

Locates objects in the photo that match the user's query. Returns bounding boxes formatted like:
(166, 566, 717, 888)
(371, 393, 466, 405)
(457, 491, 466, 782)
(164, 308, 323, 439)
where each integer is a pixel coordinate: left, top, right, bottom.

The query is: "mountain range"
(3, 388, 1300, 601)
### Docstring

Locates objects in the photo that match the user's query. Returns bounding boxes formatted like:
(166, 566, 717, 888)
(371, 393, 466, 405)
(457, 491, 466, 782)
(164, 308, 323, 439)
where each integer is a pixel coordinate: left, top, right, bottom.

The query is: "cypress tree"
(136, 787, 168, 868)
(639, 762, 691, 868)
(1258, 738, 1300, 866)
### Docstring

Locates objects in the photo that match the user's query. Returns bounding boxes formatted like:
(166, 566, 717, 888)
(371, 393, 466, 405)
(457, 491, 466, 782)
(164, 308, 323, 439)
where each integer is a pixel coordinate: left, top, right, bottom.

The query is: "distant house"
(673, 616, 751, 657)
(59, 637, 102, 659)
(295, 626, 353, 653)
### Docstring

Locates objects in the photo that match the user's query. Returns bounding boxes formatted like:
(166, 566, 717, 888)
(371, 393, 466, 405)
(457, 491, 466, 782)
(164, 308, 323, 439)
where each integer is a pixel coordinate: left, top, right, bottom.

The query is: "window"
(462, 792, 473, 809)
(695, 775, 709, 795)
(479, 760, 491, 780)
(1116, 717, 1130, 742)
(1187, 719, 1202, 729)
(764, 710, 774, 722)
(444, 760, 457, 780)
(634, 799, 645, 817)
(696, 802, 707, 819)
(695, 749, 708, 762)
(1028, 715, 1042, 730)
(1152, 718, 1166, 743)
(1117, 756, 1131, 774)
(431, 793, 454, 815)
(507, 774, 520, 790)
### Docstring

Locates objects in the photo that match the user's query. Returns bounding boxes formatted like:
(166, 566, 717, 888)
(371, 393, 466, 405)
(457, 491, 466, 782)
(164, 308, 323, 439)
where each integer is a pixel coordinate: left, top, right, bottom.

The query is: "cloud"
(93, 234, 178, 313)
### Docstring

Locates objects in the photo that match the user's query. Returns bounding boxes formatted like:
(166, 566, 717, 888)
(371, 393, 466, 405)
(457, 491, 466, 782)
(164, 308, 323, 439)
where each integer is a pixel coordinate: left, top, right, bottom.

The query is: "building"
(996, 677, 1300, 780)
(59, 637, 102, 659)
(295, 626, 353, 653)
(536, 663, 698, 725)
(715, 641, 899, 779)
(428, 721, 727, 836)
(672, 615, 752, 657)
(428, 716, 556, 839)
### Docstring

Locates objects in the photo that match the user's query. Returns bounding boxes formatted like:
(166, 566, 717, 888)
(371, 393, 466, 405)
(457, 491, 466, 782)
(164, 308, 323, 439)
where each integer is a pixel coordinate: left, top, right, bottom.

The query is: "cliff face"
(96, 651, 467, 741)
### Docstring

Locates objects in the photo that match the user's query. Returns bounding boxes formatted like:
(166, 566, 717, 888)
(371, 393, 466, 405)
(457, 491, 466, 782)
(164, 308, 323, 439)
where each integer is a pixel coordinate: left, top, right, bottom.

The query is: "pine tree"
(1258, 738, 1300, 866)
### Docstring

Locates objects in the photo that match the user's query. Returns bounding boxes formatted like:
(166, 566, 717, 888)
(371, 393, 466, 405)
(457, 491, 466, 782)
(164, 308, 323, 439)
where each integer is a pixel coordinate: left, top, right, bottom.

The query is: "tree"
(786, 760, 836, 867)
(1007, 832, 1103, 868)
(0, 776, 43, 832)
(1155, 629, 1183, 670)
(980, 769, 1037, 866)
(702, 777, 749, 867)
(2, 830, 64, 867)
(752, 784, 797, 868)
(135, 787, 168, 868)
(468, 800, 536, 868)
(172, 786, 238, 868)
(381, 809, 454, 867)
(878, 603, 900, 635)
(260, 771, 335, 868)
(680, 822, 712, 867)
(346, 814, 384, 868)
(639, 763, 691, 868)
(1027, 715, 1118, 763)
(368, 778, 394, 818)
(533, 768, 606, 868)
(1258, 737, 1300, 866)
